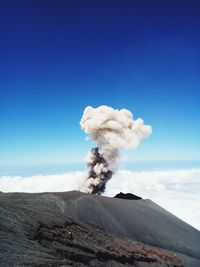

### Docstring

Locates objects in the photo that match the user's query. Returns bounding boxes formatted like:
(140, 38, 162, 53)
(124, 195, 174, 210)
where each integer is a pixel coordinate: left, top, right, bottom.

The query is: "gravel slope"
(0, 191, 199, 267)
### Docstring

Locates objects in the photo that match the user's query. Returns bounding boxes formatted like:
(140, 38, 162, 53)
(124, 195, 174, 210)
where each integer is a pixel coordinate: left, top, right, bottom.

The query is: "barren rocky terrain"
(0, 191, 200, 267)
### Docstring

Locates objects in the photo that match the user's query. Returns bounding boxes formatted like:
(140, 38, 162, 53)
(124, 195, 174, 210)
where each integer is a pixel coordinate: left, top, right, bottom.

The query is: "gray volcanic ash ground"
(0, 190, 200, 267)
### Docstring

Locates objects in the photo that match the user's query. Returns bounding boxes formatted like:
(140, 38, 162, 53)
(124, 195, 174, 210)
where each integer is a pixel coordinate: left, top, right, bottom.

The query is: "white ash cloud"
(80, 105, 152, 194)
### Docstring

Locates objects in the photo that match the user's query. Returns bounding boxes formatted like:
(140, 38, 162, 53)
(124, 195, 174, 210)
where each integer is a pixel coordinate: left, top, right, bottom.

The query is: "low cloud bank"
(0, 168, 199, 230)
(0, 171, 86, 193)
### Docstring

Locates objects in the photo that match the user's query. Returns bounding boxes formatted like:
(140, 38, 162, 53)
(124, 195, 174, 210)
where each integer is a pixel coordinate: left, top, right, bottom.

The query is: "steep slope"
(0, 191, 199, 267)
(58, 191, 200, 260)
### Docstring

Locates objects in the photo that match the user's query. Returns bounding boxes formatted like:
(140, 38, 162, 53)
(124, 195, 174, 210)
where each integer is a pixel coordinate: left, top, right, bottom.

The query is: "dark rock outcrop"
(114, 192, 142, 200)
(0, 191, 200, 267)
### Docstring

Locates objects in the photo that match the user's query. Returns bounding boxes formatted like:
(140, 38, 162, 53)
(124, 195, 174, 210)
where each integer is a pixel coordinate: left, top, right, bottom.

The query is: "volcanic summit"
(0, 190, 200, 267)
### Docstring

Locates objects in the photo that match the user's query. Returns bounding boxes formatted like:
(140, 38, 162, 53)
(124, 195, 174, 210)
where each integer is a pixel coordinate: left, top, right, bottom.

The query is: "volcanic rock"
(0, 191, 200, 267)
(114, 192, 142, 200)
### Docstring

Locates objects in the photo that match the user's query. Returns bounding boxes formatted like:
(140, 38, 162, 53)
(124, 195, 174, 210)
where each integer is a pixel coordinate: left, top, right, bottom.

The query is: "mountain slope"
(0, 191, 199, 267)
(59, 191, 200, 259)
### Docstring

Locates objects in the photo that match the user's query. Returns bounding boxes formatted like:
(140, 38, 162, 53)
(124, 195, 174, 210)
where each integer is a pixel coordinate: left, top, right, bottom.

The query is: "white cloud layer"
(0, 172, 86, 193)
(0, 168, 200, 230)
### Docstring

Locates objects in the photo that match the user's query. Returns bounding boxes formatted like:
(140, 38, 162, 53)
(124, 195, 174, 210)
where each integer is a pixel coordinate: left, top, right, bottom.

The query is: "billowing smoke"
(80, 105, 152, 194)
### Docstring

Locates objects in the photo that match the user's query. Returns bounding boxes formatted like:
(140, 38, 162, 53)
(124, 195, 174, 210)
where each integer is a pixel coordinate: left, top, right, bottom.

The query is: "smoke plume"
(80, 105, 152, 194)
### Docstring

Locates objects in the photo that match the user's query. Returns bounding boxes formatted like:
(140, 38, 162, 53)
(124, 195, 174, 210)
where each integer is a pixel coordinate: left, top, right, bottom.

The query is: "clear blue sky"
(0, 0, 200, 165)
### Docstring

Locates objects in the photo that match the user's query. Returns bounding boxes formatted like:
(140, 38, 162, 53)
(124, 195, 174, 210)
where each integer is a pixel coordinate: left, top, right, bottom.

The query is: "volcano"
(0, 190, 200, 267)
